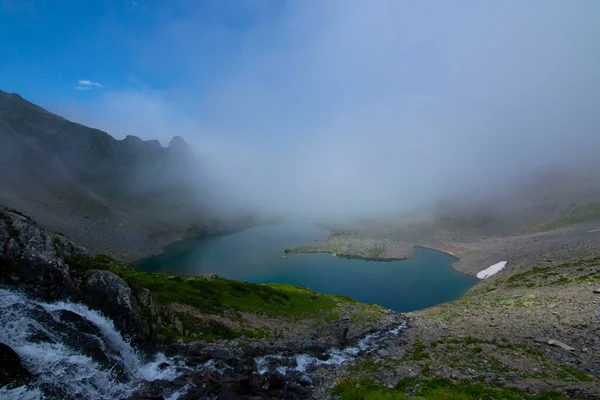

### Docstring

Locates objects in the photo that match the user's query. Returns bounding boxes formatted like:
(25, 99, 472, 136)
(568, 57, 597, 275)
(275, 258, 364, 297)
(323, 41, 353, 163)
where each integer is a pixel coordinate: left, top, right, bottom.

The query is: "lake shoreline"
(291, 224, 600, 281)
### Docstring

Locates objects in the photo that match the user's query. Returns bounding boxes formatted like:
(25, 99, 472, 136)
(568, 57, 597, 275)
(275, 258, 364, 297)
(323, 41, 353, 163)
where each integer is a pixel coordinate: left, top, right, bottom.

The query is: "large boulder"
(0, 208, 84, 301)
(0, 342, 31, 388)
(312, 318, 350, 347)
(1, 208, 153, 344)
(82, 269, 144, 341)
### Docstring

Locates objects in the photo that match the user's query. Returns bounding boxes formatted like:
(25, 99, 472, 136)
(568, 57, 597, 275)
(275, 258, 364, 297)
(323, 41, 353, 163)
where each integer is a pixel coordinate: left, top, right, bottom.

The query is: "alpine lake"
(137, 225, 478, 312)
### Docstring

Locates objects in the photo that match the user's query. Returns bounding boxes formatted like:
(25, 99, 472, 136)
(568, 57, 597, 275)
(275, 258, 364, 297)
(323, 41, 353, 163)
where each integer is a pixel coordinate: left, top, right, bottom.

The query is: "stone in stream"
(0, 342, 31, 388)
(313, 318, 350, 347)
(208, 348, 234, 361)
(593, 288, 600, 294)
(297, 373, 314, 386)
(83, 269, 144, 341)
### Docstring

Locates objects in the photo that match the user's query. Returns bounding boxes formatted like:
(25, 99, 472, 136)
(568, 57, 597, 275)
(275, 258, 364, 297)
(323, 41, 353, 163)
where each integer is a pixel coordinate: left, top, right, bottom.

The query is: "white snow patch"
(477, 261, 507, 279)
(587, 228, 600, 233)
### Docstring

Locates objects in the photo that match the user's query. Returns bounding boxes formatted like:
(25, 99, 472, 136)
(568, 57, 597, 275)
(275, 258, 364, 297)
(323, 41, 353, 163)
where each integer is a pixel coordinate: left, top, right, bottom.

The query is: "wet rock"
(0, 342, 31, 388)
(313, 318, 350, 347)
(52, 309, 103, 337)
(187, 354, 211, 365)
(83, 269, 144, 341)
(158, 362, 170, 370)
(208, 349, 234, 361)
(171, 378, 188, 387)
(217, 390, 251, 400)
(233, 358, 255, 374)
(297, 373, 314, 386)
(265, 371, 286, 390)
(377, 348, 391, 357)
(219, 371, 247, 384)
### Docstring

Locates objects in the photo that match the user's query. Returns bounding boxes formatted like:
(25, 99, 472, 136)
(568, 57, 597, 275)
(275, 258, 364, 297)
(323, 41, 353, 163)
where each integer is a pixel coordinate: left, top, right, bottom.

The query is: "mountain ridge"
(0, 89, 250, 260)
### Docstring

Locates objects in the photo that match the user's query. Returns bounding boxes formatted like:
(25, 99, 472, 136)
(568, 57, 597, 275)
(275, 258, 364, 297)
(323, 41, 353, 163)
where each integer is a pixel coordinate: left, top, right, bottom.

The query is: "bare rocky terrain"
(2, 90, 600, 398)
(320, 253, 600, 399)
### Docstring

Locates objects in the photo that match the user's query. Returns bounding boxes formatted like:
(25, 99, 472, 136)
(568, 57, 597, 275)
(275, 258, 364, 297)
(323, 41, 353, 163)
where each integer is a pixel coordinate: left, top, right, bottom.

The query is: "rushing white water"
(0, 288, 185, 400)
(255, 320, 407, 375)
(0, 287, 408, 399)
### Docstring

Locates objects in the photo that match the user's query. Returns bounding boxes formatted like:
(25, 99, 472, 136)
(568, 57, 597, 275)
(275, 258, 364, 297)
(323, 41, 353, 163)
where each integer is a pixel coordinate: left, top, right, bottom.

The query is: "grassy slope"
(332, 377, 572, 400)
(69, 254, 384, 342)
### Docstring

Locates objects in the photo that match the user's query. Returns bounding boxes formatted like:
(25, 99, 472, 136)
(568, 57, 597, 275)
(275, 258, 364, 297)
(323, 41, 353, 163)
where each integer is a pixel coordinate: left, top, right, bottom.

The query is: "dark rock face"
(0, 210, 83, 301)
(0, 208, 150, 344)
(82, 269, 143, 341)
(207, 348, 234, 361)
(312, 317, 350, 347)
(0, 342, 31, 388)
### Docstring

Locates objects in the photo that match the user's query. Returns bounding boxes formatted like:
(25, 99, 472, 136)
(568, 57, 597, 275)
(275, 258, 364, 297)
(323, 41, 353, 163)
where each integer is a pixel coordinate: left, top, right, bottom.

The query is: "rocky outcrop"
(313, 318, 350, 347)
(0, 209, 84, 301)
(0, 207, 150, 344)
(0, 342, 31, 388)
(82, 270, 144, 341)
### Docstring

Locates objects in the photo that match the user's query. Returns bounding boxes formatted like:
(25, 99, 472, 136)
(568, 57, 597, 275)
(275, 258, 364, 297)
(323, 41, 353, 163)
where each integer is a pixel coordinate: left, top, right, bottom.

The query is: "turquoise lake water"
(137, 225, 478, 312)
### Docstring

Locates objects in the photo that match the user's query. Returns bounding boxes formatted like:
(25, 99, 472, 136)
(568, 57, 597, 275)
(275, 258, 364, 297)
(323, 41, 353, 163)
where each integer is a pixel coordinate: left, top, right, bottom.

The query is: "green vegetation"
(350, 304, 385, 324)
(408, 341, 429, 361)
(155, 312, 266, 343)
(68, 254, 132, 278)
(332, 378, 572, 400)
(504, 257, 600, 288)
(113, 267, 355, 319)
(536, 202, 600, 232)
(557, 365, 595, 383)
(347, 358, 402, 375)
(65, 251, 367, 342)
(433, 336, 487, 346)
(1, 212, 18, 238)
(3, 206, 33, 221)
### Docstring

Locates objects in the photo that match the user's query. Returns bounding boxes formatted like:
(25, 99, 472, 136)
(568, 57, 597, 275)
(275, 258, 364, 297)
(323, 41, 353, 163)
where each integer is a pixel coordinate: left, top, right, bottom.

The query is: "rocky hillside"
(0, 207, 403, 398)
(3, 208, 600, 399)
(0, 90, 252, 260)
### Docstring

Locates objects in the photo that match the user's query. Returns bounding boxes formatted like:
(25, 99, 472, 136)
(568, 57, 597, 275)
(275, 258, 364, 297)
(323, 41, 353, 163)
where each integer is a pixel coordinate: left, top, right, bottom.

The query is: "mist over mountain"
(41, 0, 600, 227)
(0, 90, 251, 259)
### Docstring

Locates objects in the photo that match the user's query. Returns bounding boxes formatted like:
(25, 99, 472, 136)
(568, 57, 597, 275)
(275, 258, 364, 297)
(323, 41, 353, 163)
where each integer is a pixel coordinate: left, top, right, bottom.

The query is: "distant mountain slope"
(0, 90, 248, 260)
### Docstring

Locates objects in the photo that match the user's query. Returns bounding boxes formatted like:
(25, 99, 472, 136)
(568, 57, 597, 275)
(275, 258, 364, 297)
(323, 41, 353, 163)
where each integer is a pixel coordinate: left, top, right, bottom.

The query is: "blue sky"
(1, 0, 600, 218)
(0, 1, 282, 107)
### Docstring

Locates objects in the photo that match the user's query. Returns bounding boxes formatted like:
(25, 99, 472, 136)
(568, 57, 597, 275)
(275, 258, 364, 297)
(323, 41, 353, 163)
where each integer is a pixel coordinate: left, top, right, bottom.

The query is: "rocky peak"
(167, 136, 193, 158)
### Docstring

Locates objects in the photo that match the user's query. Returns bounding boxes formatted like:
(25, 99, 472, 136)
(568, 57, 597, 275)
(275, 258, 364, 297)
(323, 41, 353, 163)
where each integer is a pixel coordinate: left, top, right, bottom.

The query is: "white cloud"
(58, 1, 600, 222)
(76, 79, 103, 89)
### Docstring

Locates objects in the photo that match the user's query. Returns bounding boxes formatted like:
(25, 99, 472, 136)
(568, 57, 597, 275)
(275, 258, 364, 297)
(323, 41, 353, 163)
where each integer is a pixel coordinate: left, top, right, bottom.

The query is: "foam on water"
(0, 287, 408, 398)
(0, 288, 185, 400)
(255, 320, 407, 375)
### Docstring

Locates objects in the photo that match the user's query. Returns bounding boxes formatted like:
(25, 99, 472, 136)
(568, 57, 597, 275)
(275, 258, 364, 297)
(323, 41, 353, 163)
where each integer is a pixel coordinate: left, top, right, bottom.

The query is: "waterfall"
(0, 287, 408, 399)
(0, 288, 185, 400)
